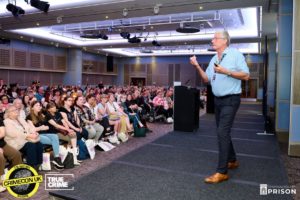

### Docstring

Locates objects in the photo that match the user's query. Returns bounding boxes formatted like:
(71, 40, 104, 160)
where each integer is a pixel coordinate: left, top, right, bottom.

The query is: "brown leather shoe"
(227, 161, 239, 169)
(204, 173, 229, 184)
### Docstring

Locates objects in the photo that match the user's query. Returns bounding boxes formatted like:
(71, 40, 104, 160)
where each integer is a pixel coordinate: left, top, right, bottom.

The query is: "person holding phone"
(190, 30, 250, 184)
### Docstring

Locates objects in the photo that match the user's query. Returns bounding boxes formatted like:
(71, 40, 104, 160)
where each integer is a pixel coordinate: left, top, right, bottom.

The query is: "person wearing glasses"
(190, 31, 250, 184)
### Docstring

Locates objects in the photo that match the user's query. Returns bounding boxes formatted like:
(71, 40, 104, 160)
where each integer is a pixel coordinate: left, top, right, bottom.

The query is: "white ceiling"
(0, 0, 277, 56)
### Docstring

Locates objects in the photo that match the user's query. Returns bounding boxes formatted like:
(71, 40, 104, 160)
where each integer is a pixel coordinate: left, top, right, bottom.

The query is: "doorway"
(241, 79, 257, 98)
(131, 77, 146, 87)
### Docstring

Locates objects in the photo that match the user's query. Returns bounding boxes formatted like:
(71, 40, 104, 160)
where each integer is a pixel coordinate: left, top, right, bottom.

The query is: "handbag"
(85, 139, 96, 160)
(134, 126, 147, 137)
(108, 114, 120, 121)
(63, 152, 75, 169)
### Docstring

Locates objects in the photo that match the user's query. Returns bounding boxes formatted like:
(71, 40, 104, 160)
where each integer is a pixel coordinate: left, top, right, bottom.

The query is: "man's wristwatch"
(227, 70, 232, 76)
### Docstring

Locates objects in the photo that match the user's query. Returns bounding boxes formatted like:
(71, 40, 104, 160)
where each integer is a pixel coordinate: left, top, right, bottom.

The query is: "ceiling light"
(6, 3, 25, 17)
(80, 33, 108, 40)
(176, 23, 200, 33)
(128, 36, 141, 44)
(120, 32, 130, 39)
(56, 16, 63, 23)
(153, 4, 161, 15)
(122, 8, 128, 17)
(152, 40, 161, 47)
(140, 49, 153, 53)
(30, 0, 50, 13)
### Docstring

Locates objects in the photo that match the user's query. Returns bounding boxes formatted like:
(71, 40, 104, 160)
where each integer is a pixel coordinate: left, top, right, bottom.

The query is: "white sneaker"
(167, 117, 173, 123)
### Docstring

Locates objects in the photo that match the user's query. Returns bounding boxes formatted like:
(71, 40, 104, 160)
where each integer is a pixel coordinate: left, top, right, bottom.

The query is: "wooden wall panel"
(98, 62, 105, 73)
(113, 64, 118, 73)
(124, 64, 130, 85)
(174, 64, 180, 81)
(55, 56, 66, 70)
(130, 64, 146, 73)
(44, 55, 54, 70)
(14, 50, 27, 68)
(30, 53, 41, 69)
(146, 64, 152, 85)
(168, 64, 174, 86)
(0, 49, 10, 66)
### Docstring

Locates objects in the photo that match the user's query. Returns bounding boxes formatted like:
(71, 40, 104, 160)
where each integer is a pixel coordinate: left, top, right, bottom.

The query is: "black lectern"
(173, 86, 200, 132)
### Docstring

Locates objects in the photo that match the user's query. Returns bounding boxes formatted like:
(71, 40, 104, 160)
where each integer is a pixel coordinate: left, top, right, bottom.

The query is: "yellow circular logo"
(3, 164, 43, 199)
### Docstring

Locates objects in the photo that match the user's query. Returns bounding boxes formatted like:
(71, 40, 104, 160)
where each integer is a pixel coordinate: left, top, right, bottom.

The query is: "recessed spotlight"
(36, 22, 40, 26)
(123, 8, 128, 17)
(30, 38, 34, 43)
(150, 26, 154, 29)
(105, 16, 109, 19)
(199, 6, 203, 10)
(20, 36, 23, 39)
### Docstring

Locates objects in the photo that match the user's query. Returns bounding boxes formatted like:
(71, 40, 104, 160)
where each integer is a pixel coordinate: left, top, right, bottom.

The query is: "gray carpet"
(49, 104, 292, 200)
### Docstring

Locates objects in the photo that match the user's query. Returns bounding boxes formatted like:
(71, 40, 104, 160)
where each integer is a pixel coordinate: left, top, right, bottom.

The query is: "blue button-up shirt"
(206, 47, 249, 97)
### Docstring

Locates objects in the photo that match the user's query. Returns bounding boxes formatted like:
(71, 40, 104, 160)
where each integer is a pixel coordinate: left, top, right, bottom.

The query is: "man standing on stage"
(190, 30, 250, 184)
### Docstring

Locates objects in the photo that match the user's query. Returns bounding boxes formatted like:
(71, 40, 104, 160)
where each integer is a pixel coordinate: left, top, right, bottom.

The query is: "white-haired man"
(190, 31, 250, 184)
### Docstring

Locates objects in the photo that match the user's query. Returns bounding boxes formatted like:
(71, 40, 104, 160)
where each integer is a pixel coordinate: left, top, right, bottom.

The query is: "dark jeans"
(76, 128, 89, 141)
(20, 142, 43, 167)
(214, 94, 240, 174)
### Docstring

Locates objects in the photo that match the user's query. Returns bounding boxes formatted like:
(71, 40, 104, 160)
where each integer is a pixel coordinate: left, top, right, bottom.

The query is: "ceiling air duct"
(176, 22, 200, 33)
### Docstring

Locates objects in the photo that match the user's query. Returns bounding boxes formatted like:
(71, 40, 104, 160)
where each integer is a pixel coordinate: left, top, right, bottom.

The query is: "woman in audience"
(74, 96, 104, 144)
(60, 96, 88, 140)
(122, 94, 143, 128)
(26, 101, 64, 169)
(0, 117, 22, 193)
(13, 98, 26, 120)
(106, 93, 133, 141)
(0, 95, 10, 111)
(97, 94, 119, 137)
(52, 89, 61, 106)
(45, 102, 80, 165)
(152, 90, 173, 123)
(4, 105, 43, 170)
(22, 94, 31, 117)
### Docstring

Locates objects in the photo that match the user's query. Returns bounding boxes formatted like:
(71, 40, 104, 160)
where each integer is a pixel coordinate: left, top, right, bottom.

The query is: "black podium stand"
(206, 84, 215, 113)
(173, 86, 200, 132)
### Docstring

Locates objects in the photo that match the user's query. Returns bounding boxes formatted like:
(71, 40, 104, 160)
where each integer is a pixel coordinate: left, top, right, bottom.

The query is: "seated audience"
(26, 101, 64, 169)
(0, 118, 22, 193)
(4, 105, 43, 170)
(74, 96, 104, 144)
